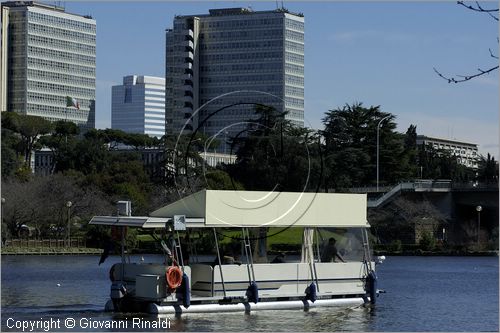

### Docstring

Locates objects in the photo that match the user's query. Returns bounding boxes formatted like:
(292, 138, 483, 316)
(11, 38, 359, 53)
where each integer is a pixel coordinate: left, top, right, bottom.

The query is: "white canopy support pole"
(302, 228, 319, 290)
(315, 227, 322, 262)
(242, 228, 252, 283)
(361, 228, 373, 273)
(212, 228, 226, 297)
(120, 226, 125, 282)
(176, 231, 185, 271)
(312, 228, 320, 292)
(244, 228, 256, 283)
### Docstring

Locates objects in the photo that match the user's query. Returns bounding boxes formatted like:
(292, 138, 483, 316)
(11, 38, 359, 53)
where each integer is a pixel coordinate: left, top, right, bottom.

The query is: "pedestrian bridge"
(347, 180, 497, 208)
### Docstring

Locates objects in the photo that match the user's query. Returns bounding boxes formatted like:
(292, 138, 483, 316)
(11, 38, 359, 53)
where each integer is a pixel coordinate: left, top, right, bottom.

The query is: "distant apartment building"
(416, 135, 479, 169)
(1, 1, 96, 128)
(165, 7, 304, 150)
(111, 75, 166, 137)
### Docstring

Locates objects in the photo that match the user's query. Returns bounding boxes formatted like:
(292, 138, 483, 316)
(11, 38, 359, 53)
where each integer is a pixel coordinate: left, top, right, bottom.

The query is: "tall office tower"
(165, 7, 304, 147)
(1, 1, 96, 128)
(112, 75, 166, 138)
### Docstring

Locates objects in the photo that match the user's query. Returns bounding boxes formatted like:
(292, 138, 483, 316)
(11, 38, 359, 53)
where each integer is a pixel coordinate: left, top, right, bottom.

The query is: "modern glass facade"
(165, 8, 304, 147)
(1, 2, 96, 128)
(112, 75, 166, 138)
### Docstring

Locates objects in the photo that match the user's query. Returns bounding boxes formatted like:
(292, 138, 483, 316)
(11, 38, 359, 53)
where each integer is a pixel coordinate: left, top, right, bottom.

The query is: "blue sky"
(65, 1, 499, 156)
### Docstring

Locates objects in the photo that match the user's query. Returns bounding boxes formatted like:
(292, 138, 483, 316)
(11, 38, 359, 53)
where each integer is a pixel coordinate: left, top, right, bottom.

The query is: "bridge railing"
(347, 185, 393, 193)
(452, 182, 499, 190)
(354, 179, 497, 208)
(414, 179, 451, 191)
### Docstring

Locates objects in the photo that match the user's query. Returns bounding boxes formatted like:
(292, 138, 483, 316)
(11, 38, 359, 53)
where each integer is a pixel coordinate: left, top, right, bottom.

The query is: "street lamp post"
(476, 205, 482, 245)
(376, 115, 391, 192)
(223, 130, 228, 154)
(1, 198, 5, 224)
(1, 198, 5, 245)
(66, 201, 72, 247)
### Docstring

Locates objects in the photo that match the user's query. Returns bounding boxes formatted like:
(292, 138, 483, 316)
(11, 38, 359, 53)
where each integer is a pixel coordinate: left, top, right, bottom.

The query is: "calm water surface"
(1, 255, 498, 331)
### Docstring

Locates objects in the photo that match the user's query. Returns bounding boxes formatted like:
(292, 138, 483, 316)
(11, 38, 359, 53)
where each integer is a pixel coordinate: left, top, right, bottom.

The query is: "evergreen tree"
(227, 105, 321, 192)
(321, 103, 410, 188)
(1, 112, 53, 172)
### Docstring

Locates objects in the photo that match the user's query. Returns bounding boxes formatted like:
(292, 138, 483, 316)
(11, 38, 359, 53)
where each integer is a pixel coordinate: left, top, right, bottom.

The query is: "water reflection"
(2, 255, 498, 331)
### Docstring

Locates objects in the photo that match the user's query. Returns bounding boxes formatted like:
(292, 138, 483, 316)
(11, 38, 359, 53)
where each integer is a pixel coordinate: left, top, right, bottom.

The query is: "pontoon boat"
(89, 190, 382, 315)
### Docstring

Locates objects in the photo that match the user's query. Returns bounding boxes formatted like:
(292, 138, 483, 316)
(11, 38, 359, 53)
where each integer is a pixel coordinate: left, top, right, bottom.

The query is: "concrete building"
(1, 1, 96, 128)
(112, 75, 166, 137)
(416, 135, 479, 169)
(165, 7, 304, 150)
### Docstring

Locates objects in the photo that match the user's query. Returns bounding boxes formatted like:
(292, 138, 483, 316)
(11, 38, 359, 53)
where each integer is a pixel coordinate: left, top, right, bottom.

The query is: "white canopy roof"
(149, 190, 368, 228)
(90, 190, 368, 228)
(89, 216, 204, 228)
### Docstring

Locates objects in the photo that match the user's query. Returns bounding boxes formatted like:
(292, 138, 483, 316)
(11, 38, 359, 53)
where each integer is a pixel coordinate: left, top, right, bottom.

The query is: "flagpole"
(65, 106, 68, 145)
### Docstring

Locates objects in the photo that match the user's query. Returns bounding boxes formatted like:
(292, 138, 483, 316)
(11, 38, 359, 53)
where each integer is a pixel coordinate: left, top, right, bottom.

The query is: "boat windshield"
(316, 227, 368, 262)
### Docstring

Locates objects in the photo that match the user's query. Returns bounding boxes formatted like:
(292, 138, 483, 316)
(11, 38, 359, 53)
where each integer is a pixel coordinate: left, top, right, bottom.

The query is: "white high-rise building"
(165, 7, 304, 147)
(111, 75, 166, 138)
(1, 1, 96, 128)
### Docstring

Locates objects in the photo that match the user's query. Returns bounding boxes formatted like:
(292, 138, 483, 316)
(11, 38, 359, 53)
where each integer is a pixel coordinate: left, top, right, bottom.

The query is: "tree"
(434, 1, 498, 83)
(96, 128, 159, 150)
(156, 133, 208, 195)
(38, 121, 80, 173)
(369, 197, 447, 245)
(1, 126, 23, 178)
(204, 169, 245, 190)
(477, 153, 498, 184)
(321, 103, 411, 189)
(404, 124, 419, 175)
(227, 105, 321, 192)
(72, 129, 113, 175)
(1, 112, 53, 172)
(2, 173, 113, 239)
(37, 128, 158, 215)
(417, 144, 475, 181)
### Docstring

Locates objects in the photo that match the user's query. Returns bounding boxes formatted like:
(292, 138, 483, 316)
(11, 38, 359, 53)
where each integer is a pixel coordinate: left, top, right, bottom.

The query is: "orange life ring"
(166, 266, 183, 290)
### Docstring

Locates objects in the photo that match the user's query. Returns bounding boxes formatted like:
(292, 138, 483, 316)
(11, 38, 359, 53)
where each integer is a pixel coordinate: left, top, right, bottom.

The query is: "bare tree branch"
(457, 1, 499, 21)
(434, 2, 499, 83)
(489, 48, 498, 59)
(434, 65, 499, 83)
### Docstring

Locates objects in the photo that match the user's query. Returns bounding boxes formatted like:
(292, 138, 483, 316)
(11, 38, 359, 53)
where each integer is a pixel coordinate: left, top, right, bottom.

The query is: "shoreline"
(1, 247, 102, 255)
(373, 250, 499, 257)
(2, 248, 498, 256)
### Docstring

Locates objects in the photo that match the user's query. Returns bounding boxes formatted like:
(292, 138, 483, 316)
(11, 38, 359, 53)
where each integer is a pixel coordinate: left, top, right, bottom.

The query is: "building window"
(124, 87, 132, 103)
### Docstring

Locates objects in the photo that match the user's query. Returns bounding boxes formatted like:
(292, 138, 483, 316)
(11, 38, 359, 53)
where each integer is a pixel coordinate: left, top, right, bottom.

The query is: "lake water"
(1, 255, 498, 331)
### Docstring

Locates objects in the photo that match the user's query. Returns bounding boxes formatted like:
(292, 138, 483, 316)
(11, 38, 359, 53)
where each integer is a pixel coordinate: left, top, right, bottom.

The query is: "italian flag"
(66, 96, 80, 109)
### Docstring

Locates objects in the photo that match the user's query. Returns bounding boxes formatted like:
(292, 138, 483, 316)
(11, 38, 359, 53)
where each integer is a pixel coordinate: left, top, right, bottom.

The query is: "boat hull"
(105, 297, 367, 315)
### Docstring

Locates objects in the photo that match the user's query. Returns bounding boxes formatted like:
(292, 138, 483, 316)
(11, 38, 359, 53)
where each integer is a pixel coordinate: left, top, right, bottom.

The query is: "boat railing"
(189, 261, 368, 298)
